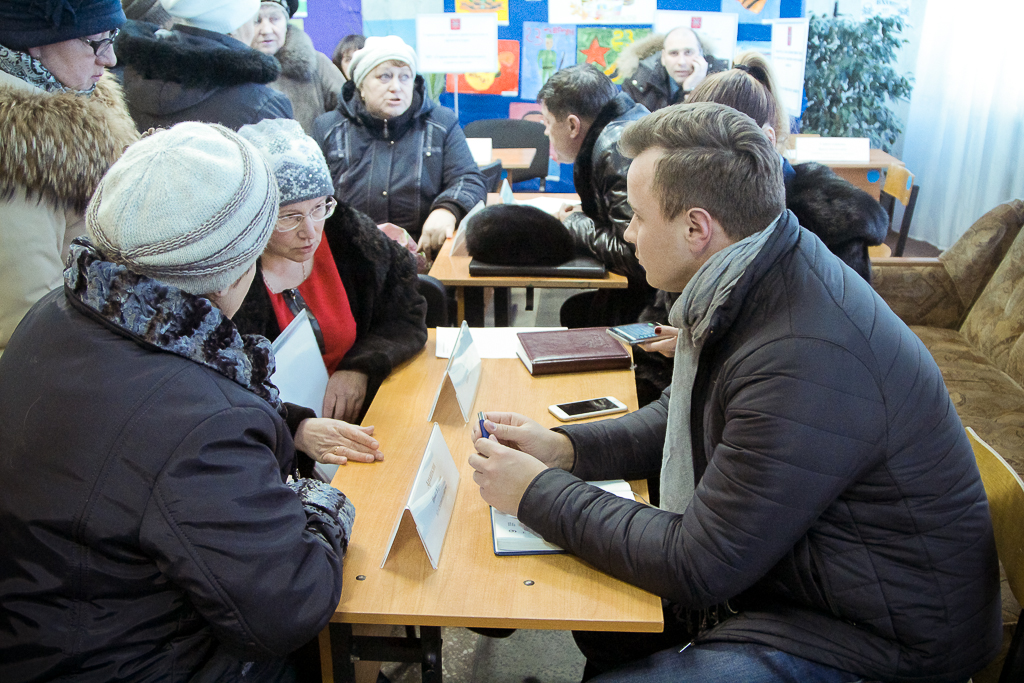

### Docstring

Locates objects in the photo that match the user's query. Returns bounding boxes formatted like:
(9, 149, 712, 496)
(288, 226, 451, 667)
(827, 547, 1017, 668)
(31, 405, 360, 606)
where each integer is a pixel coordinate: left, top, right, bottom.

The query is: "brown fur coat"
(0, 72, 138, 354)
(0, 73, 138, 213)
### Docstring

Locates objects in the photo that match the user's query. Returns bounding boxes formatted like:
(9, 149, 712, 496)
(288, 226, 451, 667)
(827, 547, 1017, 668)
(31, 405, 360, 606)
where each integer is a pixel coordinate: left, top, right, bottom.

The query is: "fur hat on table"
(465, 205, 576, 266)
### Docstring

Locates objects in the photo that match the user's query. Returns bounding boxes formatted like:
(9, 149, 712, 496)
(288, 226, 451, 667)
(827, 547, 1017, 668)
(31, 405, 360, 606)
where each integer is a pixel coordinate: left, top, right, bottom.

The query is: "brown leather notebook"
(515, 327, 631, 376)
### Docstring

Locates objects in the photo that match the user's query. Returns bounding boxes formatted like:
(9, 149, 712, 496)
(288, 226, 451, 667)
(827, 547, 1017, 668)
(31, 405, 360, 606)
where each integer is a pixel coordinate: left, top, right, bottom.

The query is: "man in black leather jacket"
(537, 64, 652, 327)
(469, 104, 1001, 682)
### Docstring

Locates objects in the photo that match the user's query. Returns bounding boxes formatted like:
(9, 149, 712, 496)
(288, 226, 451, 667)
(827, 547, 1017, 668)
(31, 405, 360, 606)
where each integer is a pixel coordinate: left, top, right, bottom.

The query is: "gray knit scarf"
(0, 43, 96, 95)
(660, 214, 782, 513)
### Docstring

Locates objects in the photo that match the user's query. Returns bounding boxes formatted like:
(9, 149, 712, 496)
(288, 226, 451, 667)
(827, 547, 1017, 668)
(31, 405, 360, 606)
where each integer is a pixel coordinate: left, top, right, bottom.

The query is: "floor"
(375, 229, 944, 683)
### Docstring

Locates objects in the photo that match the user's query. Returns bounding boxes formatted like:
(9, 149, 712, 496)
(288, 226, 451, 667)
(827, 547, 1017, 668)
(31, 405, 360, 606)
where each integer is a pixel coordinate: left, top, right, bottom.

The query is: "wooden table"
(789, 149, 904, 200)
(324, 331, 662, 679)
(429, 237, 628, 327)
(491, 147, 537, 170)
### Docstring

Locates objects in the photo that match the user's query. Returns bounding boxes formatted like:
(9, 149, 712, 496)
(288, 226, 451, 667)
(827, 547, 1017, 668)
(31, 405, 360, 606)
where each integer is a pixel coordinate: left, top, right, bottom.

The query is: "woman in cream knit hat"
(313, 35, 486, 256)
(0, 122, 358, 681)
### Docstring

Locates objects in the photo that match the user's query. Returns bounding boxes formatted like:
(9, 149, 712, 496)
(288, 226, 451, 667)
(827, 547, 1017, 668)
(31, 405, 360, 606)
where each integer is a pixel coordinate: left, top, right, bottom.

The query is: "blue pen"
(478, 411, 490, 439)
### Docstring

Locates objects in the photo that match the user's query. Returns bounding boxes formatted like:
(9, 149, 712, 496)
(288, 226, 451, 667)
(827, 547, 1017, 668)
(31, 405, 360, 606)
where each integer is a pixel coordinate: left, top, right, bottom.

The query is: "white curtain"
(902, 0, 1024, 249)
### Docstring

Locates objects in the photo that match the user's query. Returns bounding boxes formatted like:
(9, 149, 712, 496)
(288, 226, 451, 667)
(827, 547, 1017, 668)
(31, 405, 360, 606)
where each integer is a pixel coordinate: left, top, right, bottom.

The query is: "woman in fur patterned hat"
(250, 0, 346, 134)
(234, 118, 428, 424)
(0, 0, 139, 357)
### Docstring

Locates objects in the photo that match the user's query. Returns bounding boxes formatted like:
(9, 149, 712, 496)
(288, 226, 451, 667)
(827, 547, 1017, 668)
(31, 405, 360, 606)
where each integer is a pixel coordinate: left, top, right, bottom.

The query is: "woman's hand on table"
(417, 208, 457, 256)
(295, 418, 383, 465)
(637, 325, 680, 358)
(324, 370, 368, 422)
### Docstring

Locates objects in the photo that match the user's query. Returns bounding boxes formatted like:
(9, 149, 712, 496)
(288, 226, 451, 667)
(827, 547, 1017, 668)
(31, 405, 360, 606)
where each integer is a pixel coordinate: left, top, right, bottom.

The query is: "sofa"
(871, 198, 1024, 680)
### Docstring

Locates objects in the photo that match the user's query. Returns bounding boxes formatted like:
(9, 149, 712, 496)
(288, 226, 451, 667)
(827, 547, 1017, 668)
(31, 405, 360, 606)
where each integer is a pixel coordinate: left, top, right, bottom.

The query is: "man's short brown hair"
(619, 102, 785, 240)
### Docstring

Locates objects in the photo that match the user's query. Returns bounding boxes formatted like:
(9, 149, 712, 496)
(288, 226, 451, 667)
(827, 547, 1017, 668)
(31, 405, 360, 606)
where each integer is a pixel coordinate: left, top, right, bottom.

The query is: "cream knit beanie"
(349, 35, 418, 88)
(86, 122, 278, 296)
(159, 0, 259, 34)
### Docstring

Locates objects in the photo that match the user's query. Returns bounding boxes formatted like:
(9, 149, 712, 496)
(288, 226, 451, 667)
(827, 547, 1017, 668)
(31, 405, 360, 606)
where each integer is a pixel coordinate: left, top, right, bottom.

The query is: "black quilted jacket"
(520, 211, 1003, 682)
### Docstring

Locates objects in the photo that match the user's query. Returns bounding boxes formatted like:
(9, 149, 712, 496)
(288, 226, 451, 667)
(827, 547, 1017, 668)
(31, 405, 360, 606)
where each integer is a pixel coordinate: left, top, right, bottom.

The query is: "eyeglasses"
(281, 288, 326, 355)
(275, 197, 337, 232)
(80, 29, 119, 57)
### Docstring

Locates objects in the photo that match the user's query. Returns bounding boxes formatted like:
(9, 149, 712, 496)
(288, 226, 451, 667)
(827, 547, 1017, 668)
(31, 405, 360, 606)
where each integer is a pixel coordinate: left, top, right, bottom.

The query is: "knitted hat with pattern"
(238, 118, 334, 207)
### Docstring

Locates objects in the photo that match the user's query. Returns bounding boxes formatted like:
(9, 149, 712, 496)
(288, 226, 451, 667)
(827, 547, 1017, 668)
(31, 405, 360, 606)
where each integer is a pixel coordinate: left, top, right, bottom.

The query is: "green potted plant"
(802, 14, 914, 151)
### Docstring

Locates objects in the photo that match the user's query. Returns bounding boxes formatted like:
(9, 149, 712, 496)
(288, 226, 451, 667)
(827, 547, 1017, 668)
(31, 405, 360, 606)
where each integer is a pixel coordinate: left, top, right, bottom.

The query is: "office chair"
(478, 159, 503, 192)
(878, 166, 920, 256)
(968, 428, 1024, 683)
(416, 274, 449, 328)
(464, 118, 549, 189)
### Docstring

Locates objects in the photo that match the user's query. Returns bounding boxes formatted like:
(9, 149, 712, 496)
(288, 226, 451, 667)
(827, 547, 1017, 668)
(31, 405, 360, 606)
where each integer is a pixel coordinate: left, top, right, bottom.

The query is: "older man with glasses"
(0, 0, 139, 358)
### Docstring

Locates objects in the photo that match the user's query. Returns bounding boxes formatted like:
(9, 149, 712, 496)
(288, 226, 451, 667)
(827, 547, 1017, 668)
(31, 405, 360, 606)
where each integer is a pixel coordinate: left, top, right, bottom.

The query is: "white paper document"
(435, 327, 567, 359)
(270, 309, 329, 416)
(491, 480, 636, 555)
(466, 138, 493, 166)
(769, 18, 809, 116)
(794, 136, 870, 163)
(416, 13, 498, 74)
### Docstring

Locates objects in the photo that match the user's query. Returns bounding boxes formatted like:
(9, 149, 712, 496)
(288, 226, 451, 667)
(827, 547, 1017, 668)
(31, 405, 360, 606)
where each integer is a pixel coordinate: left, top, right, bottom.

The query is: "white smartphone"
(548, 396, 628, 422)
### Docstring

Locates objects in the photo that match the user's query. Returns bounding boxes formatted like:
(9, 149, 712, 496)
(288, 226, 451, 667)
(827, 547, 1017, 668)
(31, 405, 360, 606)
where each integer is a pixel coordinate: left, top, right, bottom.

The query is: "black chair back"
(416, 274, 449, 328)
(464, 119, 548, 187)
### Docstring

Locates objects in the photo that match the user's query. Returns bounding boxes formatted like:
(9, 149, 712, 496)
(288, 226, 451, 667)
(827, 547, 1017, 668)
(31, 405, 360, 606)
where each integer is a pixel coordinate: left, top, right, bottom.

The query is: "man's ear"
(567, 114, 583, 139)
(761, 124, 777, 147)
(683, 208, 717, 253)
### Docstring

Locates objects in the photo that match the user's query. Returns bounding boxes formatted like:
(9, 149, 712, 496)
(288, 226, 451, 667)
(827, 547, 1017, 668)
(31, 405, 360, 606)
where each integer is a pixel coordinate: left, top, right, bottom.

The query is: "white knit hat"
(160, 0, 259, 34)
(349, 35, 418, 88)
(86, 122, 279, 296)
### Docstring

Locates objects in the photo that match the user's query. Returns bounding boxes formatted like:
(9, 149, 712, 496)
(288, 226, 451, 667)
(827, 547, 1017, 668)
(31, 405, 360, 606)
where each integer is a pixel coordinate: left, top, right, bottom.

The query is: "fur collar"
(276, 25, 317, 83)
(0, 73, 138, 213)
(785, 162, 888, 246)
(115, 20, 281, 89)
(617, 33, 665, 81)
(64, 238, 284, 413)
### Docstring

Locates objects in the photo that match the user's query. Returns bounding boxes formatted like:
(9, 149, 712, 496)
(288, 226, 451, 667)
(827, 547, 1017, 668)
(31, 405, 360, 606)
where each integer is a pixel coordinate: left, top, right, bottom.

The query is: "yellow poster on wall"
(455, 0, 509, 26)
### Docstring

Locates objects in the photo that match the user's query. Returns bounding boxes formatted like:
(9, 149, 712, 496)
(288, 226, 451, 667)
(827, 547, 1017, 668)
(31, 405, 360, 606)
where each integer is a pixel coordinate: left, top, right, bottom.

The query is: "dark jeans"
(589, 641, 868, 683)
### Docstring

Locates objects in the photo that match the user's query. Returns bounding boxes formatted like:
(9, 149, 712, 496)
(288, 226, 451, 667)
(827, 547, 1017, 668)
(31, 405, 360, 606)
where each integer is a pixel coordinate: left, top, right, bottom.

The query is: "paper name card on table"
(465, 137, 493, 166)
(491, 480, 635, 556)
(499, 178, 515, 205)
(381, 423, 461, 569)
(428, 320, 482, 423)
(451, 200, 484, 256)
(794, 137, 870, 163)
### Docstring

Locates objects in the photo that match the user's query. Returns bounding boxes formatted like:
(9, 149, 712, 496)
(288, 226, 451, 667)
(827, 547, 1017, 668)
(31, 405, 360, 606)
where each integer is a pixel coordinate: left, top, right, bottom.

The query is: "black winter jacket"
(313, 78, 486, 240)
(622, 52, 729, 113)
(0, 286, 344, 681)
(116, 21, 293, 131)
(521, 211, 1002, 682)
(232, 202, 428, 399)
(564, 92, 649, 283)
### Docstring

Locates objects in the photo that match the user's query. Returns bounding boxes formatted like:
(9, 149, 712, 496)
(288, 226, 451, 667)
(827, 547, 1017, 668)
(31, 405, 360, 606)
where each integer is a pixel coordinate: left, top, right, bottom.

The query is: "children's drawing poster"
(720, 0, 781, 23)
(456, 0, 509, 26)
(549, 0, 656, 25)
(446, 39, 520, 96)
(521, 23, 576, 100)
(576, 26, 651, 84)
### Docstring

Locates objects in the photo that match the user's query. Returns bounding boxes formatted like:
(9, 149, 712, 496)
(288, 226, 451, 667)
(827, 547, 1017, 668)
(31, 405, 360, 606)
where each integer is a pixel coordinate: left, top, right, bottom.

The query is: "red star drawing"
(580, 37, 610, 67)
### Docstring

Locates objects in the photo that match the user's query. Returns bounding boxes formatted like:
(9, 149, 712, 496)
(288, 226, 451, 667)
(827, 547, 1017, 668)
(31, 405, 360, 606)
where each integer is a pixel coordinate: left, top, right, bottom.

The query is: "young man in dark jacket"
(537, 64, 652, 327)
(469, 103, 1002, 682)
(115, 0, 293, 131)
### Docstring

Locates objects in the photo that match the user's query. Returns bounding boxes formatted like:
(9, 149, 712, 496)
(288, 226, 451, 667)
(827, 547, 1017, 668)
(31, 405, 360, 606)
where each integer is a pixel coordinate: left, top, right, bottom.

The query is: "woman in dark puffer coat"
(0, 123, 357, 682)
